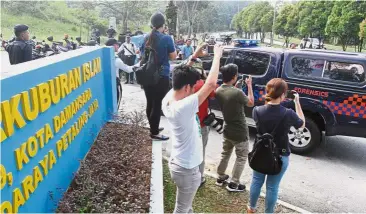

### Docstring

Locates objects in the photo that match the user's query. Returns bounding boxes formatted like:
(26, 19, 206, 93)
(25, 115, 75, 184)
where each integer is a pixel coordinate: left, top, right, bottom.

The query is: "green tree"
(358, 18, 366, 52)
(165, 0, 178, 36)
(231, 2, 273, 41)
(325, 1, 366, 51)
(297, 1, 334, 44)
(275, 4, 299, 47)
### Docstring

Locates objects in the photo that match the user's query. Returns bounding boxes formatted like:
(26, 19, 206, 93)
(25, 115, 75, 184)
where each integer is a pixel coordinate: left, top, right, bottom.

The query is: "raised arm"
(196, 44, 224, 105)
(245, 76, 254, 107)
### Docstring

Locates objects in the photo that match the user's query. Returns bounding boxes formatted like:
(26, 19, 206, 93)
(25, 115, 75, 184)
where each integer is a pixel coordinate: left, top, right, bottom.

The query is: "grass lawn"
(272, 34, 366, 53)
(163, 161, 296, 213)
(1, 12, 89, 43)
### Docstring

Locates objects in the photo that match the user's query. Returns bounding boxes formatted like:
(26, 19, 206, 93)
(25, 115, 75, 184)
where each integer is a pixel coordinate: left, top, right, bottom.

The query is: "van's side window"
(324, 61, 365, 83)
(291, 58, 325, 78)
(234, 51, 270, 76)
(290, 57, 365, 84)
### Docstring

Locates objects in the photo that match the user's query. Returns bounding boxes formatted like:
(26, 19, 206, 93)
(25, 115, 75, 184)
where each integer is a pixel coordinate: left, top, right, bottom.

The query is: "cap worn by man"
(6, 24, 32, 65)
(14, 24, 29, 36)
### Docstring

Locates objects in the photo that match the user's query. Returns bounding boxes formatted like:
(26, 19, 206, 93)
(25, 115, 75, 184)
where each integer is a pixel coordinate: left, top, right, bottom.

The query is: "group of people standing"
(133, 12, 306, 214)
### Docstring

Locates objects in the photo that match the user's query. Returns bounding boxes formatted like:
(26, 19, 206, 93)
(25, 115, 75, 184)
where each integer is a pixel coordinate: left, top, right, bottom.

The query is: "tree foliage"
(297, 1, 334, 39)
(231, 1, 366, 51)
(274, 3, 299, 47)
(325, 1, 366, 51)
(231, 2, 273, 41)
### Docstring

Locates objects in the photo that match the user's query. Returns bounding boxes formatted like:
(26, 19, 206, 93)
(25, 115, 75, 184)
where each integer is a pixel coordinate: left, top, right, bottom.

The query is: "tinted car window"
(234, 51, 270, 75)
(290, 57, 365, 84)
(324, 61, 365, 83)
(291, 58, 325, 78)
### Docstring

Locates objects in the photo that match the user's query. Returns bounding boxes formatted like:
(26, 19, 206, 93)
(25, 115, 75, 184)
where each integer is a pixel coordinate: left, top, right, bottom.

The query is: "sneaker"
(151, 134, 169, 141)
(199, 177, 206, 188)
(226, 182, 246, 192)
(215, 174, 229, 186)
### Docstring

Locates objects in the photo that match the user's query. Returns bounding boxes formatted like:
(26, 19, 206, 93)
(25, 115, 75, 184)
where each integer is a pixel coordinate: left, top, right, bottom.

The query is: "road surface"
(122, 84, 366, 213)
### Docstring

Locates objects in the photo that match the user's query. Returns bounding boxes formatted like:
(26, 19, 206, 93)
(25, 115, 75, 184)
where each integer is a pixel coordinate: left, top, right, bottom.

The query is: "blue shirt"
(181, 45, 193, 60)
(141, 31, 175, 77)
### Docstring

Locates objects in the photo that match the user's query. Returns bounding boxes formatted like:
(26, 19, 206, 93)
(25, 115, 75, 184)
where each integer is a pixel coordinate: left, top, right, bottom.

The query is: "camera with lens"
(203, 113, 224, 134)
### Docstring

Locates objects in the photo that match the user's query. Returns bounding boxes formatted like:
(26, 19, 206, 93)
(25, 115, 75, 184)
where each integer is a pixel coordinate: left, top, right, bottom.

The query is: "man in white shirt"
(162, 44, 223, 213)
(118, 35, 138, 84)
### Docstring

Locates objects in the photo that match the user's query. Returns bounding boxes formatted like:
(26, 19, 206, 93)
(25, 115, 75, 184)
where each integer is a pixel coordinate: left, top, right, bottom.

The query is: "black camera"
(203, 113, 223, 134)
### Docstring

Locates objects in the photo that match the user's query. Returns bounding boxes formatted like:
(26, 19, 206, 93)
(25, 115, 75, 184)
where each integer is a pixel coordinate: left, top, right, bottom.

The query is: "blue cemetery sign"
(0, 47, 117, 213)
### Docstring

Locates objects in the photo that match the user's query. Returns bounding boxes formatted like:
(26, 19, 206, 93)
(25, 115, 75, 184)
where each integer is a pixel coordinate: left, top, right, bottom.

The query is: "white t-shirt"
(162, 90, 203, 169)
(118, 42, 136, 56)
(115, 57, 138, 78)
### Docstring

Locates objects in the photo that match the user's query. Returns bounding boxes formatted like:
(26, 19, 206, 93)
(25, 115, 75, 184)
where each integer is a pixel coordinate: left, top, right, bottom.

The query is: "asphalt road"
(123, 84, 366, 213)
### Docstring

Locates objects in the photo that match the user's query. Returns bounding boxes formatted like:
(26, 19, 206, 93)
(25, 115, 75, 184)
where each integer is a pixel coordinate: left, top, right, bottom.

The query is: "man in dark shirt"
(215, 64, 254, 192)
(107, 26, 117, 38)
(6, 24, 32, 65)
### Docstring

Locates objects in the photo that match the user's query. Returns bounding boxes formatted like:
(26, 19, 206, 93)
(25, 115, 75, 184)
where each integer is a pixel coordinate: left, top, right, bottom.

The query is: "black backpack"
(135, 34, 163, 87)
(248, 109, 287, 175)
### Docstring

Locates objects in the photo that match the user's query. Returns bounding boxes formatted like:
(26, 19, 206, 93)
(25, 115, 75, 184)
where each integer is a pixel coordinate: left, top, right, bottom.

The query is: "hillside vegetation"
(1, 1, 106, 43)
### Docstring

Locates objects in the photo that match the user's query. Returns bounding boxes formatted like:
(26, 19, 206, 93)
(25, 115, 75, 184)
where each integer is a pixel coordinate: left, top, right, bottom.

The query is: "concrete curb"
(163, 156, 311, 214)
(150, 141, 164, 213)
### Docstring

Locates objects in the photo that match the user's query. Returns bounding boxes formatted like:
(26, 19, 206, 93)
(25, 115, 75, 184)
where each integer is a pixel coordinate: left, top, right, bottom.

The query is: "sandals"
(151, 134, 169, 141)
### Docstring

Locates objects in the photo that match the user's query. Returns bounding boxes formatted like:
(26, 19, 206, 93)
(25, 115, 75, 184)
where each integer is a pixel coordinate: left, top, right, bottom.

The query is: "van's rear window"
(290, 57, 365, 84)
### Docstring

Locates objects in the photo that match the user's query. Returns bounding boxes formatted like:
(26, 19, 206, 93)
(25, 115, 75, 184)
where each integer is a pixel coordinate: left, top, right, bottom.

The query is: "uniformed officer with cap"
(6, 24, 32, 65)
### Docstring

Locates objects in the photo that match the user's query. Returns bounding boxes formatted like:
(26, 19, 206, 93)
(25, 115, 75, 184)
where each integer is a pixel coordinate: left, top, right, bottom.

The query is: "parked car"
(300, 38, 326, 49)
(215, 37, 224, 45)
(208, 47, 366, 154)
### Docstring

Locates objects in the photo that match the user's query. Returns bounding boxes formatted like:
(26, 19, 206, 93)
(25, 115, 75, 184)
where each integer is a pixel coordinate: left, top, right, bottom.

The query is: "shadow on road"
(307, 136, 366, 170)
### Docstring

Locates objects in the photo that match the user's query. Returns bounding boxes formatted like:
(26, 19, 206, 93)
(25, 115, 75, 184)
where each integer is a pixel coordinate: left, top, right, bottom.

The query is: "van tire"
(289, 117, 321, 154)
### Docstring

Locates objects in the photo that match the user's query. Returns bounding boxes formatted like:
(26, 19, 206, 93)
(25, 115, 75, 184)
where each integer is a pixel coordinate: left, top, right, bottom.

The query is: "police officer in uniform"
(6, 24, 32, 65)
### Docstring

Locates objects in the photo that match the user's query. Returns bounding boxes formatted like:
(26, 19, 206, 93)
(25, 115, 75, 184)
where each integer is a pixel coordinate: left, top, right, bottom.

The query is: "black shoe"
(130, 81, 134, 84)
(144, 127, 164, 132)
(199, 177, 206, 188)
(151, 134, 169, 141)
(226, 182, 246, 192)
(215, 174, 229, 186)
(125, 81, 129, 84)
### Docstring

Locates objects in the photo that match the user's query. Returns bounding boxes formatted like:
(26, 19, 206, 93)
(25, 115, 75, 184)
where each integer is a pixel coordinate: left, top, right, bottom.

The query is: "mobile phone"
(286, 90, 296, 100)
(207, 45, 214, 54)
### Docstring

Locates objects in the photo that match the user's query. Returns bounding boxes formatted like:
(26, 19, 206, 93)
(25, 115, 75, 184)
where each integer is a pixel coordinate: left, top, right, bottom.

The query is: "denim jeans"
(249, 155, 289, 213)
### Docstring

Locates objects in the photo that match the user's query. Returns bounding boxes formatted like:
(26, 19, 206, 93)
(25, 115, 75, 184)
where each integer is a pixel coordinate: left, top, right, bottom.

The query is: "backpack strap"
(123, 44, 135, 55)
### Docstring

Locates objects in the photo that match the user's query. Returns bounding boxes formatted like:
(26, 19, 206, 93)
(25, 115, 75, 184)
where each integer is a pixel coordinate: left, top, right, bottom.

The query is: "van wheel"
(300, 44, 304, 49)
(288, 117, 321, 154)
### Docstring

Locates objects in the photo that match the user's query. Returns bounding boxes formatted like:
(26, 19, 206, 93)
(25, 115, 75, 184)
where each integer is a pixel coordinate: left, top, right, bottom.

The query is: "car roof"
(288, 49, 366, 60)
(225, 46, 366, 59)
(224, 46, 285, 54)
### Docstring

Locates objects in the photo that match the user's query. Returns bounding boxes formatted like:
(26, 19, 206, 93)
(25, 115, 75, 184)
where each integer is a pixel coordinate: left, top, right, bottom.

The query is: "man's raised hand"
(214, 44, 224, 59)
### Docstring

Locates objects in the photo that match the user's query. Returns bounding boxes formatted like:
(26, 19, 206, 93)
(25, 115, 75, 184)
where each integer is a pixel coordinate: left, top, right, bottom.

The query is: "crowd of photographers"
(2, 12, 306, 214)
(139, 12, 305, 214)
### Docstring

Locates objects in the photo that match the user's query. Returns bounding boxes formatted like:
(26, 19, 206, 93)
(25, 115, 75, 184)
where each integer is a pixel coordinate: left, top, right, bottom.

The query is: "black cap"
(150, 12, 165, 28)
(14, 24, 29, 36)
